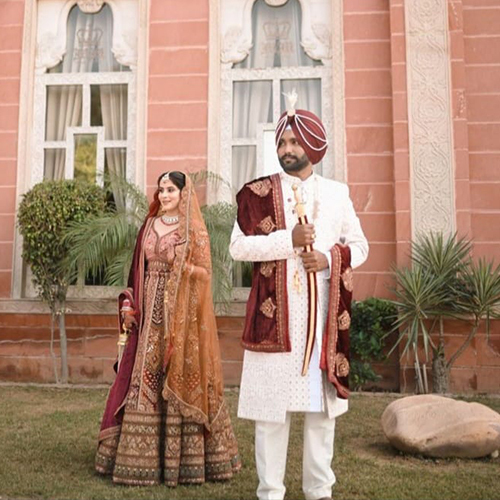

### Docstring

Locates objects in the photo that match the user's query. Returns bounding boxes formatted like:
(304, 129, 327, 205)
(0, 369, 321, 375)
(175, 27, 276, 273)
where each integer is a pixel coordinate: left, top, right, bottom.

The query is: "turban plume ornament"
(275, 90, 328, 165)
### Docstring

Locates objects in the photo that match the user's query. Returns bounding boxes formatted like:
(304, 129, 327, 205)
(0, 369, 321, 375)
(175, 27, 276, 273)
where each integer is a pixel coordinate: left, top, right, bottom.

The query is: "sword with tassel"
(292, 184, 318, 376)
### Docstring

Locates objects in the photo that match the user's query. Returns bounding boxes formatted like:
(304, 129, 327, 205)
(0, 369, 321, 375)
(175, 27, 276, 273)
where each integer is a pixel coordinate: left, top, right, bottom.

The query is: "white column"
(405, 0, 456, 238)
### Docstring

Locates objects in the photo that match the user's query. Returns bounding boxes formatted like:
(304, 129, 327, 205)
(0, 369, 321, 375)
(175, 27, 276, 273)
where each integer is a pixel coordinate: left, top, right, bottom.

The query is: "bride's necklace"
(160, 214, 179, 226)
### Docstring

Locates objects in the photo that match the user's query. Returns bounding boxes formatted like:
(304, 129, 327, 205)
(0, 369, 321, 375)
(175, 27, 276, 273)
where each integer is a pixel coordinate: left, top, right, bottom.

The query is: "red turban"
(275, 109, 328, 165)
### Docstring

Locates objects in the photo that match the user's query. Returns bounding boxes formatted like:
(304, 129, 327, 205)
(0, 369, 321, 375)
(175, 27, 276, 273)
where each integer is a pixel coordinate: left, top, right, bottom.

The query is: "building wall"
(463, 1, 500, 260)
(0, 0, 24, 298)
(393, 0, 500, 393)
(147, 0, 210, 200)
(462, 0, 500, 391)
(344, 0, 397, 300)
(0, 312, 243, 385)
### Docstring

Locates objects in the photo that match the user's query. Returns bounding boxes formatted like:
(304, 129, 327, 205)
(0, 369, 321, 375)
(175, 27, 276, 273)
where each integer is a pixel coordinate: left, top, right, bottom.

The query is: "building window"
(32, 2, 135, 212)
(220, 0, 332, 194)
(24, 0, 138, 297)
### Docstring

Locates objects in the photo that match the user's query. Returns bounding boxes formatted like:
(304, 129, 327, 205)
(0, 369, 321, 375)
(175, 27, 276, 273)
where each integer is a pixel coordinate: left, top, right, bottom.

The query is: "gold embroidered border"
(271, 173, 289, 351)
(328, 246, 342, 382)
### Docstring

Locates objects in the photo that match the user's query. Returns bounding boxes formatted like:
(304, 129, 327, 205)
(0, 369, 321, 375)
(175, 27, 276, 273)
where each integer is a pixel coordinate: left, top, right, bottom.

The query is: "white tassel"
(283, 88, 298, 116)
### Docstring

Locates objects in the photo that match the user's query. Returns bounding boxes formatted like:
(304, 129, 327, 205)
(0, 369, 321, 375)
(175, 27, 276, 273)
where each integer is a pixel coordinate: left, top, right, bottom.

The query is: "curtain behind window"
(44, 4, 127, 209)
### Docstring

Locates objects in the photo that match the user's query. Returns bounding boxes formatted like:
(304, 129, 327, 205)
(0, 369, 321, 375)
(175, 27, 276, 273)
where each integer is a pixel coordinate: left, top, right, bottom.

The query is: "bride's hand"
(123, 314, 137, 330)
(187, 263, 209, 282)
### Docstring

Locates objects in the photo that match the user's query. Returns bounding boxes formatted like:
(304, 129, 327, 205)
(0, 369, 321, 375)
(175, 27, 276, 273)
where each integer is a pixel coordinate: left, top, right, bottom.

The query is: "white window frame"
(208, 0, 346, 203)
(12, 0, 149, 301)
(32, 71, 135, 186)
(223, 65, 333, 197)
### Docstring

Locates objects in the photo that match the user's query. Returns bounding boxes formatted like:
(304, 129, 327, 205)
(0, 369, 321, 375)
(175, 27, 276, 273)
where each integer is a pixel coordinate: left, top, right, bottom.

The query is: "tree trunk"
(58, 305, 69, 384)
(50, 312, 60, 384)
(432, 350, 449, 393)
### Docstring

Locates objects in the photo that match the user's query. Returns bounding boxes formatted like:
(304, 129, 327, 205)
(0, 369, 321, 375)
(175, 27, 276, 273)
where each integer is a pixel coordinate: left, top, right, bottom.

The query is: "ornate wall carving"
(405, 0, 456, 237)
(36, 0, 138, 73)
(220, 0, 332, 66)
(77, 0, 105, 13)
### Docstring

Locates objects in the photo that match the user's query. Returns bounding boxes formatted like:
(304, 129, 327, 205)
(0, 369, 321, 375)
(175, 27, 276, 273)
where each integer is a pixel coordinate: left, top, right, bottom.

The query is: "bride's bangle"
(120, 298, 135, 317)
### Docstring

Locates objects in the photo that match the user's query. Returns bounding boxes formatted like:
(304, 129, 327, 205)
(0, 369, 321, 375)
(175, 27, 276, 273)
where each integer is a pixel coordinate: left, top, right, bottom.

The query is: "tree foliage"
(61, 175, 147, 286)
(17, 180, 106, 383)
(201, 202, 238, 310)
(18, 180, 106, 309)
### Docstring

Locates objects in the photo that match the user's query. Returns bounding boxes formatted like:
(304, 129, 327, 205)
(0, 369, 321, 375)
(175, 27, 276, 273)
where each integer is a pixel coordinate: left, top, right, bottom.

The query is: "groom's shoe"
(317, 498, 332, 500)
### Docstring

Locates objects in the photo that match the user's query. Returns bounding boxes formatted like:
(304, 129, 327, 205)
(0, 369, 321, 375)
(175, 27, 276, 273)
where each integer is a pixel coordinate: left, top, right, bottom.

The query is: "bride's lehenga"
(95, 223, 241, 486)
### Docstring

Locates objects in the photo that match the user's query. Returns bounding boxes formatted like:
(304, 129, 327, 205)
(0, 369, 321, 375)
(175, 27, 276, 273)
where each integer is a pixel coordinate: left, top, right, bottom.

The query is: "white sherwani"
(230, 171, 369, 423)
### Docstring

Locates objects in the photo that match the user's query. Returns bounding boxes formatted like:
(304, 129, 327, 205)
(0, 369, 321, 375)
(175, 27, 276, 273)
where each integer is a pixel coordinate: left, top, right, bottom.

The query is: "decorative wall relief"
(36, 0, 138, 73)
(220, 0, 332, 66)
(77, 0, 105, 13)
(405, 0, 456, 237)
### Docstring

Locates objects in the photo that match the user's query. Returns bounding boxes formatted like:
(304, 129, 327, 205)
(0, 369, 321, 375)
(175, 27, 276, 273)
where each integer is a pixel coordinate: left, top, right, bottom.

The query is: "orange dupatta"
(161, 175, 225, 430)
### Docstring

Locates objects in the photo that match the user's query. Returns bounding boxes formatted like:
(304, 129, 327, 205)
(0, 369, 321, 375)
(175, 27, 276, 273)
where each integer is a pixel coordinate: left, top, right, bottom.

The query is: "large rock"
(381, 395, 500, 458)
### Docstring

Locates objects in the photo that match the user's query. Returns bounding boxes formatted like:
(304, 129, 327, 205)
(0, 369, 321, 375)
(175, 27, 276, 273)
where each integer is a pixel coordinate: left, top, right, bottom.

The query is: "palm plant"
(201, 202, 237, 311)
(61, 172, 239, 307)
(62, 176, 148, 287)
(389, 232, 500, 393)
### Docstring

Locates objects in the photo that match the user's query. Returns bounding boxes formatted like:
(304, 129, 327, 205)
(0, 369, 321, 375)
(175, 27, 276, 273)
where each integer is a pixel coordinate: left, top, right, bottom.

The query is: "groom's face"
(277, 130, 311, 173)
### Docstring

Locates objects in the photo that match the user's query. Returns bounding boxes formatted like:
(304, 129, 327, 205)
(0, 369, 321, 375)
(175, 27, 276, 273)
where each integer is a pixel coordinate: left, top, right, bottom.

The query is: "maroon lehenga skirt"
(95, 261, 241, 486)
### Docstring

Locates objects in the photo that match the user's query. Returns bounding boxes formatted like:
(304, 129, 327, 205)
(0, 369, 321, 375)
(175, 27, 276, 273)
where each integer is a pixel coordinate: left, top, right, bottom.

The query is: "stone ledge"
(0, 287, 250, 317)
(0, 299, 116, 315)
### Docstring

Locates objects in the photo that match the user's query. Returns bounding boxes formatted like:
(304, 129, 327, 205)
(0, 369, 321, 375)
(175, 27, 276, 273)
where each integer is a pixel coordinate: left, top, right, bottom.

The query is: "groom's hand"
(300, 250, 328, 273)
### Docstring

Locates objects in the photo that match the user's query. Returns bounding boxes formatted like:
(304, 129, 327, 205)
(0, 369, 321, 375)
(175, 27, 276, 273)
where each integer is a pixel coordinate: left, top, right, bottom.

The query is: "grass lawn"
(0, 385, 498, 500)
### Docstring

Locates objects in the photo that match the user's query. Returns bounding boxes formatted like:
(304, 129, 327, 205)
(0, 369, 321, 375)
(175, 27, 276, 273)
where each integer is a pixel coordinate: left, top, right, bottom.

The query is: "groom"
(230, 98, 369, 500)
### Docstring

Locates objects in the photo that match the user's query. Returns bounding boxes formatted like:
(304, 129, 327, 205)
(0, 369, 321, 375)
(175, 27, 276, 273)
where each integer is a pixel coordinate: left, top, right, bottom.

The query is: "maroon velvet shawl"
(97, 218, 151, 441)
(236, 174, 290, 352)
(236, 174, 353, 398)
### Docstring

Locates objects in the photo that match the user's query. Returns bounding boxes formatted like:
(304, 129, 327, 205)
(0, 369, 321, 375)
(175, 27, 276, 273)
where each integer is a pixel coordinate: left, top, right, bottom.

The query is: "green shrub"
(349, 297, 397, 390)
(17, 180, 106, 382)
(18, 180, 106, 305)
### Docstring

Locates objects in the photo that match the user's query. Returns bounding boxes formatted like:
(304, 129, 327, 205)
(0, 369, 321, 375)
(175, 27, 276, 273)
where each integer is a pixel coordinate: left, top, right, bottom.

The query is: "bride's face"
(158, 178, 181, 215)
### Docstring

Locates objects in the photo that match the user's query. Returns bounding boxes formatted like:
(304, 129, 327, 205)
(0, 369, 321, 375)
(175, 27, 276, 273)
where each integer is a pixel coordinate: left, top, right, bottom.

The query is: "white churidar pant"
(255, 412, 336, 500)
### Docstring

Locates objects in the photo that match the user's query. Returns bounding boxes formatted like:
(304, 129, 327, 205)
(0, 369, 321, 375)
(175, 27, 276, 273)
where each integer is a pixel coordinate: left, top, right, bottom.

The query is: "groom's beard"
(279, 153, 310, 173)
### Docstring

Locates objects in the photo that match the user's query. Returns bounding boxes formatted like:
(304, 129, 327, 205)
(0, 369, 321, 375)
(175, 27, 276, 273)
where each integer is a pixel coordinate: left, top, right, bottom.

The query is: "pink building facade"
(0, 0, 499, 393)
